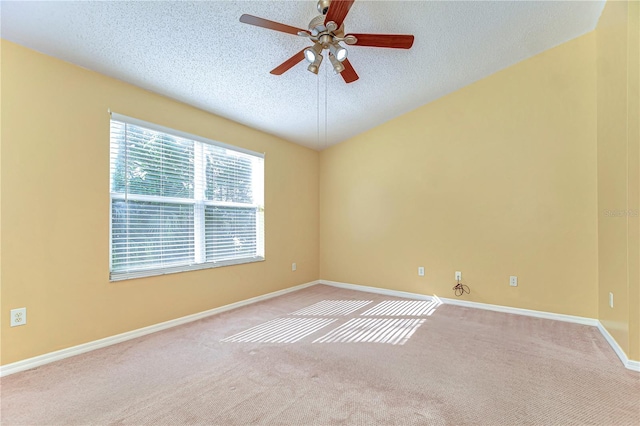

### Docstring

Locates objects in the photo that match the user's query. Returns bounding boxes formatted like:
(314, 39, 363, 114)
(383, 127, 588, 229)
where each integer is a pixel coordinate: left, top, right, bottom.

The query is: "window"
(109, 113, 264, 281)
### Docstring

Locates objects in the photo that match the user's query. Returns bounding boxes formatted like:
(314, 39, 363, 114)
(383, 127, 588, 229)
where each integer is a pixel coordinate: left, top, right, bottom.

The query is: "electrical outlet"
(292, 263, 297, 272)
(10, 308, 27, 327)
(418, 267, 425, 276)
(609, 292, 614, 308)
(455, 271, 462, 281)
(510, 276, 518, 287)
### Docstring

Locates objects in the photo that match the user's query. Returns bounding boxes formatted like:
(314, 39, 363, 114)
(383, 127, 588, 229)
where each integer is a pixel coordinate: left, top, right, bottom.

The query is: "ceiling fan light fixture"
(329, 53, 345, 74)
(307, 52, 323, 74)
(329, 43, 348, 62)
(304, 47, 317, 63)
(305, 43, 324, 64)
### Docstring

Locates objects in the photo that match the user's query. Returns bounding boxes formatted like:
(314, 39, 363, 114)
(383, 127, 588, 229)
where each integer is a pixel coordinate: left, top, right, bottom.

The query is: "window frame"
(109, 112, 265, 282)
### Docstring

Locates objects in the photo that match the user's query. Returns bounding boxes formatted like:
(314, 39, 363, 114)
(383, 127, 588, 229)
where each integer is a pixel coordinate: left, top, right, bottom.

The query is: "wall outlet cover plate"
(10, 308, 27, 327)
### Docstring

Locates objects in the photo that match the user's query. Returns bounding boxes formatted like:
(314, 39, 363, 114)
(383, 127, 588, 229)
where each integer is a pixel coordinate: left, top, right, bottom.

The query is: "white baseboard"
(628, 359, 640, 371)
(436, 296, 598, 326)
(320, 279, 639, 371)
(0, 280, 320, 377)
(320, 280, 597, 326)
(320, 280, 435, 301)
(596, 322, 640, 372)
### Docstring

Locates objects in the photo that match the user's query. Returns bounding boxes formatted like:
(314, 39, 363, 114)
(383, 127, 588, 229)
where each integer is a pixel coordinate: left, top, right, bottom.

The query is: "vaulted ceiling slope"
(1, 1, 605, 150)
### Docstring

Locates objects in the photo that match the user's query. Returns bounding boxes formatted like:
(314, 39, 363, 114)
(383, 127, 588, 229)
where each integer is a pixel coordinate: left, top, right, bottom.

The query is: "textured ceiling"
(1, 1, 605, 150)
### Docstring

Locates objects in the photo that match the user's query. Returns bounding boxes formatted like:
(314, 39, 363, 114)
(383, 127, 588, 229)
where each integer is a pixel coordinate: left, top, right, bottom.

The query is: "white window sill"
(110, 257, 265, 282)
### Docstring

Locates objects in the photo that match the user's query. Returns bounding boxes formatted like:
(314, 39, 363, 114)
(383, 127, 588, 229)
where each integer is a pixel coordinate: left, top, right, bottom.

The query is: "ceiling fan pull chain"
(317, 65, 321, 149)
(325, 63, 328, 150)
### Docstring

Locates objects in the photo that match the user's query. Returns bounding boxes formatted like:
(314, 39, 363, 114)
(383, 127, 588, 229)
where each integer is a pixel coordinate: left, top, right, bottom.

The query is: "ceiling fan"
(239, 0, 415, 84)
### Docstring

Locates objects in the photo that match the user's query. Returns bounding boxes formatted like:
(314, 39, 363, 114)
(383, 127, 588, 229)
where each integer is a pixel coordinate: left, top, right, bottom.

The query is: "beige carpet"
(1, 284, 638, 425)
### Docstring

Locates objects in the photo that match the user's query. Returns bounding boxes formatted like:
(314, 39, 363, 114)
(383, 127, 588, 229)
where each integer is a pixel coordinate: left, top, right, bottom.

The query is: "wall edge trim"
(437, 296, 598, 326)
(320, 279, 597, 324)
(596, 322, 640, 372)
(320, 280, 436, 301)
(0, 280, 320, 377)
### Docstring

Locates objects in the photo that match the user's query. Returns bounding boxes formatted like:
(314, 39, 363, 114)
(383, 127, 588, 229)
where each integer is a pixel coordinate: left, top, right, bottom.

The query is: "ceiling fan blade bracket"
(333, 26, 346, 39)
(342, 35, 358, 45)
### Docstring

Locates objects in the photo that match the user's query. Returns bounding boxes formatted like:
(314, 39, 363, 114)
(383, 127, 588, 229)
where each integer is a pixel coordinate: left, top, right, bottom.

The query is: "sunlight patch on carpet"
(360, 300, 439, 317)
(221, 318, 337, 343)
(313, 318, 426, 345)
(289, 300, 373, 316)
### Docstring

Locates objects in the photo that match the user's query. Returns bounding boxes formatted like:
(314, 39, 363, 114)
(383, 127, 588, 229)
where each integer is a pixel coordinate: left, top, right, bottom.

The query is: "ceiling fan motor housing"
(308, 15, 326, 33)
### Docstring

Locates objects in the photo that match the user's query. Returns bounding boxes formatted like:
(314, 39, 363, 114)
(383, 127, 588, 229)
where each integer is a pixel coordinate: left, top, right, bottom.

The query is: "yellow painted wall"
(597, 0, 640, 361)
(0, 40, 319, 365)
(629, 0, 640, 362)
(597, 0, 632, 357)
(320, 34, 599, 318)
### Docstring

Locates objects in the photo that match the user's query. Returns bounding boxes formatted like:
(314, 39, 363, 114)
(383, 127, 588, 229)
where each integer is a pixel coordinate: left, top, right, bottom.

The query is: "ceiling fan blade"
(240, 14, 307, 36)
(270, 49, 307, 75)
(340, 58, 359, 84)
(325, 0, 355, 28)
(348, 33, 414, 49)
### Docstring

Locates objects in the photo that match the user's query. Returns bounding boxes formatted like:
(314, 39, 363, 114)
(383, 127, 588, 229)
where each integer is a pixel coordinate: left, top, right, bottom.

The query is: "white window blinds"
(109, 113, 264, 281)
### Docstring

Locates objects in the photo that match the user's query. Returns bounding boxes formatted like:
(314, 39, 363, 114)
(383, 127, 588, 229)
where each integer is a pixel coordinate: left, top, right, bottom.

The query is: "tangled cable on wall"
(453, 279, 470, 297)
